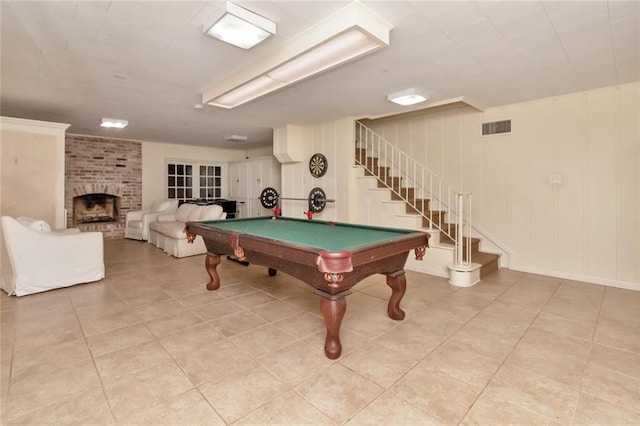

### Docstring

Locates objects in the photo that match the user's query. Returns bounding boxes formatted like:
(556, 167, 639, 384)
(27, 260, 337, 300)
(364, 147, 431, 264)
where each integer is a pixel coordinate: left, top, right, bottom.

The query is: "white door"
(228, 162, 249, 218)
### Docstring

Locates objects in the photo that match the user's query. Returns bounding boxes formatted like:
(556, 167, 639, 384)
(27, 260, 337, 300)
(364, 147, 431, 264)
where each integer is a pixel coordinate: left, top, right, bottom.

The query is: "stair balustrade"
(355, 121, 472, 268)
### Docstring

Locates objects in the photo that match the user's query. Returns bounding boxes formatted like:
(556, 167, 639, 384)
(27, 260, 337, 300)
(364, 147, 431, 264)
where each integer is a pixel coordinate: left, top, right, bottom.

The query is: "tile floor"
(1, 238, 639, 425)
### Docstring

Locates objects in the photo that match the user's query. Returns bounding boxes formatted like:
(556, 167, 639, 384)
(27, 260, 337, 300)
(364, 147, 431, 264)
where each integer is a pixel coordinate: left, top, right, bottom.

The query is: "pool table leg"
(386, 270, 406, 320)
(205, 254, 221, 291)
(320, 296, 347, 359)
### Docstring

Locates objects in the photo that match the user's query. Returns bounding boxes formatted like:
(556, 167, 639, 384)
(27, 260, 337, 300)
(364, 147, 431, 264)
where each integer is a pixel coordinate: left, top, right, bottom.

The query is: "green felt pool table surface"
(197, 216, 421, 252)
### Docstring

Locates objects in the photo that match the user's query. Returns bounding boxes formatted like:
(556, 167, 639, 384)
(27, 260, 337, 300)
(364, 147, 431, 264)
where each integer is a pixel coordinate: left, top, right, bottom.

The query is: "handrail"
(355, 121, 472, 267)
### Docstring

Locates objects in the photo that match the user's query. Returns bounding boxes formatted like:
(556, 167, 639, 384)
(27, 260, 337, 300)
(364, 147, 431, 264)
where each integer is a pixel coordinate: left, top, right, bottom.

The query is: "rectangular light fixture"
(202, 2, 393, 109)
(387, 88, 429, 106)
(204, 2, 275, 50)
(224, 134, 248, 141)
(100, 118, 128, 129)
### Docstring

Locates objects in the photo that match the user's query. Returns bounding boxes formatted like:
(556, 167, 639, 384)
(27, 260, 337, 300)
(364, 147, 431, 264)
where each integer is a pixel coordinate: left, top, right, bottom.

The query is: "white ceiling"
(1, 1, 638, 149)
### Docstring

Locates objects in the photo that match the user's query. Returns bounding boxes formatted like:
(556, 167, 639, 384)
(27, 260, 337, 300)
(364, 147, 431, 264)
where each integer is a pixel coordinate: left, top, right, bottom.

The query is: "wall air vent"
(482, 119, 511, 135)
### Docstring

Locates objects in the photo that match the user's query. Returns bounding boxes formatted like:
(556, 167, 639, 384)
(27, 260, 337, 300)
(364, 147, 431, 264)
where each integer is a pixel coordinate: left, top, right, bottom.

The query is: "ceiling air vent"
(482, 119, 511, 135)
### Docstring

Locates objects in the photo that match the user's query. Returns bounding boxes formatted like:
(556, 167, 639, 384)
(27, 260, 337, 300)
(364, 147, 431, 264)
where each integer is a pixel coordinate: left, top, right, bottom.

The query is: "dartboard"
(308, 187, 327, 213)
(259, 187, 279, 209)
(309, 153, 328, 178)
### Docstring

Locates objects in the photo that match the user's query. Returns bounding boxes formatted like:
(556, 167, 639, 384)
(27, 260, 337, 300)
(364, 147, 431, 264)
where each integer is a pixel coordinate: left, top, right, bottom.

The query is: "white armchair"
(124, 199, 179, 241)
(0, 216, 105, 296)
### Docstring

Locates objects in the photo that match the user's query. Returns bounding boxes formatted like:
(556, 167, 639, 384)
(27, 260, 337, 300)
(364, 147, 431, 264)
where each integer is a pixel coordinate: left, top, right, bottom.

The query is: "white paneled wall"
(275, 118, 353, 222)
(365, 82, 639, 289)
(616, 85, 640, 284)
(228, 156, 280, 218)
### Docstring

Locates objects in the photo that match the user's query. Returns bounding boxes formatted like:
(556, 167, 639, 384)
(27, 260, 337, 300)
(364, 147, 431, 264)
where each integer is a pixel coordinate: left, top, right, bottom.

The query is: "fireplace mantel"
(70, 183, 126, 198)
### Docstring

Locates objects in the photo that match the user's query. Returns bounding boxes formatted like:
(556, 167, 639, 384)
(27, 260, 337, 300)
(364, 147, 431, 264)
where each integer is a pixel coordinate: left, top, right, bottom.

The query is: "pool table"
(186, 216, 429, 359)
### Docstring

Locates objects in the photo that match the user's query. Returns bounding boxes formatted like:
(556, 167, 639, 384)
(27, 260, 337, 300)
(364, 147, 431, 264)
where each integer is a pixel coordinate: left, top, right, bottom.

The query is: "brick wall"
(65, 135, 142, 239)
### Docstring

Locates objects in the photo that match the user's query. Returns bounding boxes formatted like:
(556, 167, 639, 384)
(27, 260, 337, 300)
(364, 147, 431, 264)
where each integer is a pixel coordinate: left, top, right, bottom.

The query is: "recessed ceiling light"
(100, 118, 128, 128)
(387, 88, 429, 106)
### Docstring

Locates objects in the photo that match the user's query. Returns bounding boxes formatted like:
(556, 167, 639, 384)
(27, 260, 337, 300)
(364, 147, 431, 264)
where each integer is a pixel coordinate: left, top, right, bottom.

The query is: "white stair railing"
(355, 121, 472, 267)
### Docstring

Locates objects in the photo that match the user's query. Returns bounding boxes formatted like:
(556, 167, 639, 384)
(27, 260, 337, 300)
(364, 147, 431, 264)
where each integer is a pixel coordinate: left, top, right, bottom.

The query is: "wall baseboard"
(405, 261, 639, 292)
(510, 265, 640, 292)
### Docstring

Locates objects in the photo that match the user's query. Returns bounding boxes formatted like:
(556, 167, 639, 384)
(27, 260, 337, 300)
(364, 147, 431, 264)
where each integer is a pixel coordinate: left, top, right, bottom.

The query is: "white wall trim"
(0, 116, 70, 133)
(163, 158, 228, 200)
(1, 116, 70, 228)
(511, 265, 640, 292)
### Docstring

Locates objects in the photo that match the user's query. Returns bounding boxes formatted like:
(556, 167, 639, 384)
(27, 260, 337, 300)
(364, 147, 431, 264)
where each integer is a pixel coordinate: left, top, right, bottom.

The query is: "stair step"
(446, 250, 499, 279)
(472, 252, 500, 278)
(391, 187, 415, 200)
(440, 237, 482, 253)
(365, 157, 379, 169)
(406, 199, 431, 214)
(365, 166, 390, 178)
(378, 177, 402, 188)
(354, 146, 502, 282)
(421, 212, 446, 228)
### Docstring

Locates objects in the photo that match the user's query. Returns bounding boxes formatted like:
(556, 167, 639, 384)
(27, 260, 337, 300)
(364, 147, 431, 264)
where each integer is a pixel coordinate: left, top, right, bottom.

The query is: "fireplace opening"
(73, 193, 120, 224)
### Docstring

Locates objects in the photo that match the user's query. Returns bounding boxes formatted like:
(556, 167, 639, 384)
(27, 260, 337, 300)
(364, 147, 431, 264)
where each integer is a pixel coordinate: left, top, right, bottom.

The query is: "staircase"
(354, 124, 500, 283)
(437, 225, 500, 279)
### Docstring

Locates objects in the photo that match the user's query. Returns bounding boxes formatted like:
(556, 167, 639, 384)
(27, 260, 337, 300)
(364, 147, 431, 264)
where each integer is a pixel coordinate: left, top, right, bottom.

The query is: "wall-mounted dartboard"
(309, 153, 328, 178)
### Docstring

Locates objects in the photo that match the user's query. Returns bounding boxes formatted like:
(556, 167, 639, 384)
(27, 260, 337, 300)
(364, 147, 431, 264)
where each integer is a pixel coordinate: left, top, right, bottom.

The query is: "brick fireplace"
(71, 184, 123, 224)
(65, 135, 142, 238)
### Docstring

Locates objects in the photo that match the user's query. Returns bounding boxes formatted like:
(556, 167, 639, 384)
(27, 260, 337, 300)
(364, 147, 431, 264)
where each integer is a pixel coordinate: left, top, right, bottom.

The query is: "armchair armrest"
(52, 228, 81, 234)
(156, 213, 177, 222)
(8, 228, 103, 276)
(125, 209, 149, 225)
(140, 212, 163, 240)
(142, 212, 162, 227)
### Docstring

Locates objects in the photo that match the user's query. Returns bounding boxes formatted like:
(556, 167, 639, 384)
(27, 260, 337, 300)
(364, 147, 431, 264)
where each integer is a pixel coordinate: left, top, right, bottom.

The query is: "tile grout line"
(70, 290, 120, 426)
(455, 274, 561, 424)
(343, 275, 518, 424)
(566, 282, 608, 425)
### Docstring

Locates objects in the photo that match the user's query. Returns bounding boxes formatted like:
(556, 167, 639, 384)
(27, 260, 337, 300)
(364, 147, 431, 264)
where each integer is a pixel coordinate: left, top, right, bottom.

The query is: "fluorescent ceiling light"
(100, 118, 128, 129)
(224, 134, 248, 141)
(211, 29, 379, 107)
(387, 88, 429, 106)
(202, 2, 393, 109)
(204, 2, 275, 49)
(266, 30, 374, 83)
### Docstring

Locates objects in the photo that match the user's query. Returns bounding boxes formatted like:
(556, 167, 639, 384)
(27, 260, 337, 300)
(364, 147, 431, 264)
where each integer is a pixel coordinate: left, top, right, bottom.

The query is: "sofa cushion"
(187, 206, 203, 222)
(175, 203, 198, 222)
(150, 200, 171, 213)
(150, 221, 187, 239)
(198, 205, 224, 221)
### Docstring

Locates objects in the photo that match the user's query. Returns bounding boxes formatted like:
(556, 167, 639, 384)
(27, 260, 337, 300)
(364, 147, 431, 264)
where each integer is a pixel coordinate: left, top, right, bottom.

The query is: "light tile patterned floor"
(1, 239, 639, 425)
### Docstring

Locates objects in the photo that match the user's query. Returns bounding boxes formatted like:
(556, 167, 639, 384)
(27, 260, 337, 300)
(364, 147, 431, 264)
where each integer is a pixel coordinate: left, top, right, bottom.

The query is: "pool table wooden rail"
(191, 225, 423, 294)
(186, 219, 429, 359)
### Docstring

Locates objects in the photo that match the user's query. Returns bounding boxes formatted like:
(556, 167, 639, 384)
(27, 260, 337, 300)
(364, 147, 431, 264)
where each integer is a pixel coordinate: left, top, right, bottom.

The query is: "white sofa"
(148, 203, 226, 258)
(0, 216, 105, 296)
(125, 199, 179, 241)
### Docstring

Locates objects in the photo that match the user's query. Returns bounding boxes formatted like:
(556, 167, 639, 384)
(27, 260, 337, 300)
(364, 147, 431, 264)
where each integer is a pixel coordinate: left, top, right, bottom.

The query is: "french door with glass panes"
(166, 162, 224, 202)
